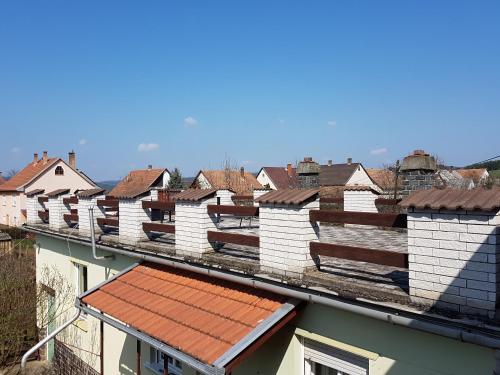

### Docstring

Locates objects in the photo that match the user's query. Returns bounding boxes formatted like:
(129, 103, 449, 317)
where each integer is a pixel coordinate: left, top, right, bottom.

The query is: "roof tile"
(256, 188, 319, 205)
(108, 168, 165, 199)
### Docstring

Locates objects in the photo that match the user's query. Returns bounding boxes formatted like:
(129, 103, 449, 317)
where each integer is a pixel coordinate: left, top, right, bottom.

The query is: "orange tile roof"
(456, 169, 488, 184)
(82, 262, 291, 366)
(108, 168, 165, 199)
(0, 158, 59, 192)
(195, 170, 262, 194)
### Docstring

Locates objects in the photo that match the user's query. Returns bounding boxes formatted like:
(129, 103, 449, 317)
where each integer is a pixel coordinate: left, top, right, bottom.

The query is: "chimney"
(399, 149, 438, 196)
(327, 160, 332, 166)
(347, 157, 352, 165)
(148, 164, 152, 170)
(68, 150, 76, 169)
(33, 153, 39, 165)
(240, 166, 245, 177)
(42, 151, 48, 164)
(297, 157, 320, 189)
(287, 163, 293, 177)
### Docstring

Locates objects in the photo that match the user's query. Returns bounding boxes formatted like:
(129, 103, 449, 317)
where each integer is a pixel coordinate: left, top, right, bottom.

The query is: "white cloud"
(327, 120, 336, 127)
(184, 116, 198, 127)
(137, 143, 159, 152)
(11, 147, 20, 153)
(79, 138, 87, 145)
(370, 147, 388, 155)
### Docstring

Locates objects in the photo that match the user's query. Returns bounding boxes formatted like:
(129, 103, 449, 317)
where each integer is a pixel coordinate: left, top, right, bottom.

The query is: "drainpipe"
(89, 207, 114, 260)
(21, 309, 81, 371)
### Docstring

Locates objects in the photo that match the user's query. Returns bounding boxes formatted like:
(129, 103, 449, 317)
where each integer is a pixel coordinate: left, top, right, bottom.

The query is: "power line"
(467, 154, 500, 167)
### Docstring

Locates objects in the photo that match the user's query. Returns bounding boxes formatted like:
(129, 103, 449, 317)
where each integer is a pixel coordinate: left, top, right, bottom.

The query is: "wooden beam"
(309, 210, 407, 228)
(319, 197, 344, 204)
(142, 222, 175, 234)
(63, 196, 78, 205)
(207, 205, 259, 216)
(38, 210, 49, 220)
(375, 198, 402, 205)
(207, 231, 260, 247)
(63, 213, 79, 222)
(38, 197, 48, 204)
(96, 217, 119, 227)
(310, 242, 409, 268)
(97, 199, 119, 208)
(141, 200, 175, 210)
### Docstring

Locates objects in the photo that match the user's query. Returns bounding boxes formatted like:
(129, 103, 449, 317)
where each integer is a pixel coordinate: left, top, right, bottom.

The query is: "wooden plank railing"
(310, 210, 407, 228)
(207, 231, 260, 248)
(96, 217, 119, 227)
(207, 205, 259, 216)
(231, 195, 253, 201)
(97, 199, 119, 208)
(375, 198, 401, 205)
(63, 213, 79, 222)
(142, 222, 175, 234)
(142, 201, 175, 211)
(63, 196, 78, 205)
(38, 197, 48, 204)
(319, 197, 344, 204)
(310, 242, 408, 268)
(38, 210, 49, 221)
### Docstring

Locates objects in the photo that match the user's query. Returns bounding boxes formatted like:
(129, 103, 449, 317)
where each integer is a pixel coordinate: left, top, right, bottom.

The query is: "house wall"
(346, 165, 375, 186)
(0, 192, 24, 226)
(195, 173, 212, 189)
(256, 170, 278, 190)
(344, 190, 379, 213)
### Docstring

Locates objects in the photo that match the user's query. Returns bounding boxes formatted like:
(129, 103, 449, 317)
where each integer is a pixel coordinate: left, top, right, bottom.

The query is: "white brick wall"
(344, 190, 378, 213)
(253, 189, 271, 206)
(216, 189, 234, 206)
(408, 208, 500, 318)
(175, 196, 217, 258)
(118, 194, 155, 245)
(78, 195, 106, 236)
(48, 195, 71, 231)
(26, 196, 45, 224)
(259, 198, 320, 277)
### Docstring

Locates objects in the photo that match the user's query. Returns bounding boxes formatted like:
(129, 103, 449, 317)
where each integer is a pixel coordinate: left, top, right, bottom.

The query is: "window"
(73, 262, 88, 296)
(12, 196, 16, 207)
(147, 347, 183, 375)
(303, 339, 368, 375)
(55, 166, 64, 176)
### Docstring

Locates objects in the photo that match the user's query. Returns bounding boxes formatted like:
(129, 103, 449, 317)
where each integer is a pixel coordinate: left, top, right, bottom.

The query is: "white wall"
(344, 190, 378, 213)
(257, 170, 277, 190)
(346, 166, 375, 187)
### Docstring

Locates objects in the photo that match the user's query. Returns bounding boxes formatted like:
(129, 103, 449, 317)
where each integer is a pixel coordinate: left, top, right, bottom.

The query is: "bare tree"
(5, 169, 19, 181)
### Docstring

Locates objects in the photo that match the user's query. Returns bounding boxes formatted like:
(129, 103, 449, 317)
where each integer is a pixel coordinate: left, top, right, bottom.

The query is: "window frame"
(146, 347, 183, 375)
(55, 166, 64, 176)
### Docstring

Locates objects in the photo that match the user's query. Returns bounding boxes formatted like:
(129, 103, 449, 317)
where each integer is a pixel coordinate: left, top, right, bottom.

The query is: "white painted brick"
(432, 231, 459, 241)
(460, 214, 491, 225)
(467, 224, 497, 235)
(439, 240, 466, 251)
(439, 222, 466, 232)
(466, 242, 496, 254)
(460, 269, 489, 282)
(459, 233, 494, 244)
(414, 221, 439, 231)
(432, 248, 459, 259)
(465, 262, 496, 273)
(466, 280, 496, 292)
(466, 298, 495, 310)
(431, 213, 459, 222)
(414, 238, 440, 248)
(433, 266, 461, 277)
(460, 288, 488, 300)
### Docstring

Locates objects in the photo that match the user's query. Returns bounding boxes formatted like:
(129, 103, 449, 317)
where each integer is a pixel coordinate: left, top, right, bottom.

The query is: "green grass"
(489, 169, 500, 178)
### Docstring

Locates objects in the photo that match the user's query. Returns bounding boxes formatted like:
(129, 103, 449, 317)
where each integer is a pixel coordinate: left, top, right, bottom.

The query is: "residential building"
(320, 158, 376, 188)
(191, 168, 262, 194)
(22, 174, 500, 375)
(256, 164, 298, 190)
(456, 168, 490, 186)
(0, 151, 96, 227)
(107, 166, 170, 199)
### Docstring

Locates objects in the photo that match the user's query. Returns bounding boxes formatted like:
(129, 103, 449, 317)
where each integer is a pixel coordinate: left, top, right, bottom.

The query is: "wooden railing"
(96, 199, 119, 208)
(63, 213, 79, 222)
(207, 231, 259, 248)
(96, 217, 119, 227)
(310, 210, 407, 228)
(142, 201, 175, 211)
(38, 197, 48, 204)
(38, 210, 49, 221)
(142, 222, 175, 234)
(207, 205, 259, 216)
(63, 196, 78, 205)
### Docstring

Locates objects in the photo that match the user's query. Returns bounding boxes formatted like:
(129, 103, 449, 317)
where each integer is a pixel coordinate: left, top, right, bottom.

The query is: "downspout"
(89, 207, 114, 260)
(21, 309, 81, 371)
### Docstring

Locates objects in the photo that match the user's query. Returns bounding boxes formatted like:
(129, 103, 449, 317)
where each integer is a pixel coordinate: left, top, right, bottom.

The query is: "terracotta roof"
(81, 262, 294, 366)
(260, 167, 298, 189)
(76, 188, 106, 198)
(0, 175, 5, 185)
(0, 158, 59, 192)
(108, 168, 165, 199)
(456, 169, 489, 184)
(366, 168, 401, 191)
(344, 185, 381, 194)
(256, 188, 319, 205)
(320, 163, 361, 186)
(46, 188, 70, 197)
(194, 170, 262, 194)
(174, 189, 217, 202)
(25, 189, 45, 197)
(400, 187, 500, 211)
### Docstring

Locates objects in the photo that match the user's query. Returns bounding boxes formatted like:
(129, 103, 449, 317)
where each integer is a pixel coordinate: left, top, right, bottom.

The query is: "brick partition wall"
(408, 208, 500, 318)
(27, 196, 45, 224)
(118, 190, 158, 245)
(216, 189, 235, 206)
(253, 189, 271, 206)
(175, 196, 218, 258)
(48, 195, 71, 231)
(259, 199, 320, 278)
(344, 189, 379, 213)
(78, 195, 106, 236)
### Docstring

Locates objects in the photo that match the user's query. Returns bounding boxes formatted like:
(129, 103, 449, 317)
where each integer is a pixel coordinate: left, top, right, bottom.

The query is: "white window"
(73, 262, 88, 296)
(147, 347, 183, 375)
(303, 339, 368, 375)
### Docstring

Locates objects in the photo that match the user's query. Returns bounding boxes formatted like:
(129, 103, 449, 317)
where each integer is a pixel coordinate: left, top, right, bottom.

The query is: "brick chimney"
(287, 163, 293, 177)
(400, 150, 437, 196)
(68, 151, 76, 169)
(240, 166, 245, 177)
(347, 157, 352, 165)
(297, 157, 320, 189)
(42, 151, 48, 164)
(33, 153, 39, 165)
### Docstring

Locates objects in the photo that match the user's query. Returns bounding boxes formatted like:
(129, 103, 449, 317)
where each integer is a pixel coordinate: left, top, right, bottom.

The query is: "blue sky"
(1, 1, 499, 180)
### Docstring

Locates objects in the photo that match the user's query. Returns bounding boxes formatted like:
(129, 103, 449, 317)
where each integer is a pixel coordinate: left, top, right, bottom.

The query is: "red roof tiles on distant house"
(259, 167, 298, 189)
(108, 168, 166, 199)
(193, 170, 262, 195)
(0, 158, 59, 192)
(456, 169, 489, 185)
